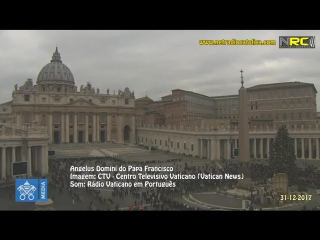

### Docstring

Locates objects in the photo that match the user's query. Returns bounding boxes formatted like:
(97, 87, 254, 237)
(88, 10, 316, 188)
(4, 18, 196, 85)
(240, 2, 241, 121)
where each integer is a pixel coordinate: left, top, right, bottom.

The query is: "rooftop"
(247, 82, 317, 93)
(171, 89, 212, 99)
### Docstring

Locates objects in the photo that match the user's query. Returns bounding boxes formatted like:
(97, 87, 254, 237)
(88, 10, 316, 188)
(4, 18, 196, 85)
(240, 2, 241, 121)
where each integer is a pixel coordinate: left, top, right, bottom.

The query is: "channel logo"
(15, 179, 48, 202)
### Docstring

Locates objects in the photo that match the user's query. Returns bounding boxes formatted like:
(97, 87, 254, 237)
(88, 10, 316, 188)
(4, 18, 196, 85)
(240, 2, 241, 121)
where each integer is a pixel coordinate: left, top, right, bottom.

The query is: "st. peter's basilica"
(10, 47, 136, 144)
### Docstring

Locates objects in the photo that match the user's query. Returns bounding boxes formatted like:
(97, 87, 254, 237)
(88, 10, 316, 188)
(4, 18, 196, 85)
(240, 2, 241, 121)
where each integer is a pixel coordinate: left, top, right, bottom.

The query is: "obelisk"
(238, 69, 251, 187)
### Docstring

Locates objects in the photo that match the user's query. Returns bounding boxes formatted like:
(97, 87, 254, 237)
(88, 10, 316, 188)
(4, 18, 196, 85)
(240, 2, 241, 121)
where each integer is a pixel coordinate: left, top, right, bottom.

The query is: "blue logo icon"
(15, 179, 49, 202)
(16, 179, 39, 202)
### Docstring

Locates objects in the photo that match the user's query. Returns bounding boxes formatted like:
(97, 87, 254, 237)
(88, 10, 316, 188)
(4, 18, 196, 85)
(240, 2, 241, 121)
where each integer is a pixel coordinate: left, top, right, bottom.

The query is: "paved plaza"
(220, 158, 320, 168)
(177, 191, 319, 211)
(49, 142, 214, 164)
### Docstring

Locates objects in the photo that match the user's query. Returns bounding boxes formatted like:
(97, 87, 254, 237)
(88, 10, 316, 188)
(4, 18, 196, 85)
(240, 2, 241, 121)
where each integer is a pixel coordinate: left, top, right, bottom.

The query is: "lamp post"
(248, 184, 254, 211)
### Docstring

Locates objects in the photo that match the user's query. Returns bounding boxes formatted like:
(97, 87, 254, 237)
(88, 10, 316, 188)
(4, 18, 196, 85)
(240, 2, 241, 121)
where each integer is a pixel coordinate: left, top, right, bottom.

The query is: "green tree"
(268, 125, 297, 184)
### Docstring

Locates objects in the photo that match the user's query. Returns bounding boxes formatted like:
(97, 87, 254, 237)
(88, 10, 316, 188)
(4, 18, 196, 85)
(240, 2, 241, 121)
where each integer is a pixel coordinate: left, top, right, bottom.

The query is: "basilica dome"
(36, 47, 75, 85)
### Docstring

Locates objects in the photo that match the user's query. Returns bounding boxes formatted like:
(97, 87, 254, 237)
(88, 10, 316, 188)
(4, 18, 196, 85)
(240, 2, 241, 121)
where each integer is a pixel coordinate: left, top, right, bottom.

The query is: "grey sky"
(0, 30, 319, 109)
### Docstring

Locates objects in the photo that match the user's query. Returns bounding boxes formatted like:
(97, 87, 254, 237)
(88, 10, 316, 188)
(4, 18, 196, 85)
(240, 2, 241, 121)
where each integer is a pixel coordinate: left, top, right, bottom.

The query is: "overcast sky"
(0, 30, 319, 109)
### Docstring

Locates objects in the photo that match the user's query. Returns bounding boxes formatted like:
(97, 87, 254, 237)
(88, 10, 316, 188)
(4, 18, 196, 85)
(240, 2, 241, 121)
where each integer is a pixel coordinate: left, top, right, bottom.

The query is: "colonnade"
(196, 137, 320, 160)
(138, 131, 320, 160)
(0, 145, 48, 179)
(45, 113, 135, 144)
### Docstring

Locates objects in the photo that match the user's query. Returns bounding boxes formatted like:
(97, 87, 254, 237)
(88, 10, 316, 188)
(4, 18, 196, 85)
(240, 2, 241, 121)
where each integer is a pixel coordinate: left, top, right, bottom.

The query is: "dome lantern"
(51, 47, 62, 63)
(36, 47, 75, 86)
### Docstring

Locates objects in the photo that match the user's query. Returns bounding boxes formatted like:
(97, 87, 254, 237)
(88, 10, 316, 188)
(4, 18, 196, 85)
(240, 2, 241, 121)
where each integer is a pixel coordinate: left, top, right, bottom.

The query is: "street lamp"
(248, 184, 254, 211)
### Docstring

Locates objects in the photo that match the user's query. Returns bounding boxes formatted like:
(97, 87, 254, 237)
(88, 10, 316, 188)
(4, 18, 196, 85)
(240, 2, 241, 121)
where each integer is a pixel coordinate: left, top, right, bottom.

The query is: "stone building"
(135, 82, 318, 129)
(135, 95, 169, 126)
(246, 82, 317, 127)
(0, 101, 12, 126)
(6, 48, 136, 144)
(135, 96, 153, 126)
(0, 120, 49, 179)
(136, 78, 320, 160)
(137, 120, 320, 160)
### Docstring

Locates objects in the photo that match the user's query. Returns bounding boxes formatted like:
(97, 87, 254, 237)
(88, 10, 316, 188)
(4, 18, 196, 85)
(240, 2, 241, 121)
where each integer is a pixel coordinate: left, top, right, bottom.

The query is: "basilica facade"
(10, 48, 136, 144)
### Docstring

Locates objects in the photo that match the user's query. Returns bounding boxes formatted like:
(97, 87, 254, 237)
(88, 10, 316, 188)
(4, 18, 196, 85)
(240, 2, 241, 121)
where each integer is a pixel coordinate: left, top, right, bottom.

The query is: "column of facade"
(34, 147, 38, 172)
(46, 145, 49, 174)
(266, 138, 270, 158)
(309, 138, 312, 159)
(1, 147, 6, 179)
(20, 146, 25, 162)
(27, 146, 32, 177)
(294, 138, 297, 157)
(96, 113, 100, 142)
(107, 115, 111, 142)
(302, 138, 305, 159)
(316, 138, 319, 160)
(12, 147, 16, 177)
(34, 112, 38, 122)
(43, 145, 47, 174)
(74, 113, 78, 143)
(61, 113, 65, 143)
(65, 113, 69, 143)
(217, 139, 220, 159)
(117, 115, 123, 143)
(17, 113, 22, 126)
(93, 114, 96, 142)
(37, 147, 40, 172)
(6, 148, 10, 179)
(49, 114, 53, 143)
(210, 139, 215, 160)
(37, 147, 40, 175)
(130, 115, 135, 143)
(207, 139, 210, 159)
(200, 139, 203, 158)
(194, 140, 198, 156)
(226, 139, 231, 160)
(260, 138, 263, 158)
(253, 138, 257, 159)
(85, 114, 89, 143)
(41, 146, 45, 176)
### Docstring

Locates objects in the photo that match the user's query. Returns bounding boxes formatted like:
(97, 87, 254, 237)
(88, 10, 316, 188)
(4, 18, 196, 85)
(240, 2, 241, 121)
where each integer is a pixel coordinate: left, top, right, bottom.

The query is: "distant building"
(135, 81, 318, 129)
(0, 101, 12, 127)
(0, 47, 136, 144)
(246, 81, 317, 128)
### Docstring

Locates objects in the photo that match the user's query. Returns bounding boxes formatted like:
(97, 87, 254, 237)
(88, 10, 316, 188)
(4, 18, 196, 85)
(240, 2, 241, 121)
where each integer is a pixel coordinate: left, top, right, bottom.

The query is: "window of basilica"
(100, 113, 106, 123)
(78, 113, 84, 124)
(69, 114, 74, 124)
(41, 115, 46, 124)
(53, 113, 60, 123)
(23, 114, 30, 123)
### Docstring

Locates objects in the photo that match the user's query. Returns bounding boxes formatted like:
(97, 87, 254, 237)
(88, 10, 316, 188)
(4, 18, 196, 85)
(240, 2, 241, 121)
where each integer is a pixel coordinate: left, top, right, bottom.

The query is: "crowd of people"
(248, 161, 320, 188)
(46, 155, 320, 211)
(49, 156, 215, 210)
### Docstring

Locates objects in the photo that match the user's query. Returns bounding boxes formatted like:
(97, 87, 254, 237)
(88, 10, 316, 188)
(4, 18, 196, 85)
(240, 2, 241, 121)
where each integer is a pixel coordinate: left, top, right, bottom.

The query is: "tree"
(268, 125, 297, 184)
